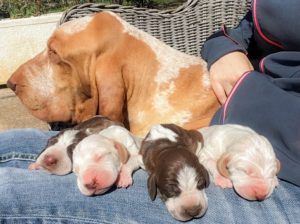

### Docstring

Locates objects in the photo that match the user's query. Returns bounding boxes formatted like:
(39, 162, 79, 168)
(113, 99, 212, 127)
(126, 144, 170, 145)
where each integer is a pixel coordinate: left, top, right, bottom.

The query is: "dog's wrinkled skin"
(197, 124, 280, 201)
(73, 125, 142, 196)
(141, 124, 209, 221)
(7, 12, 219, 137)
(28, 116, 123, 175)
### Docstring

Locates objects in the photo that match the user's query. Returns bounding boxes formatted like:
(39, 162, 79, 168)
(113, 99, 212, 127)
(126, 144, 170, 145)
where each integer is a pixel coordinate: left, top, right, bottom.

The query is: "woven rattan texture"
(59, 0, 251, 56)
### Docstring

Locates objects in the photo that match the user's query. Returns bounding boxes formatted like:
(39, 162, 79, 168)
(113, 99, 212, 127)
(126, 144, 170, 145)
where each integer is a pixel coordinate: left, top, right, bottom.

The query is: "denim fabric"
(0, 129, 299, 224)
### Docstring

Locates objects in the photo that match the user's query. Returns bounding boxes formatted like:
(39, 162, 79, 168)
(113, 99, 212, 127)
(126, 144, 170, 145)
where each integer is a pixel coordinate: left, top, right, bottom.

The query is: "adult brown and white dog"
(197, 124, 280, 201)
(73, 125, 142, 196)
(28, 116, 123, 175)
(141, 124, 209, 221)
(7, 11, 219, 137)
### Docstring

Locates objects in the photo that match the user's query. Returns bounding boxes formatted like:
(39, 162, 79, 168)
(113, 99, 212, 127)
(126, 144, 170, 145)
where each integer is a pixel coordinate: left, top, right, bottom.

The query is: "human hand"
(209, 51, 253, 104)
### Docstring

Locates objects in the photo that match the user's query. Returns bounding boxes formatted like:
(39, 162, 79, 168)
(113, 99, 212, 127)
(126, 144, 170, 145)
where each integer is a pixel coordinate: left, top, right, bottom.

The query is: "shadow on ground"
(0, 88, 48, 132)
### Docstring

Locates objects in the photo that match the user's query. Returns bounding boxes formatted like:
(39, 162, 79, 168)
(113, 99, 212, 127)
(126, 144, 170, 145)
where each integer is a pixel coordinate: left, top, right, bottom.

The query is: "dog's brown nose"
(184, 205, 202, 218)
(6, 79, 16, 92)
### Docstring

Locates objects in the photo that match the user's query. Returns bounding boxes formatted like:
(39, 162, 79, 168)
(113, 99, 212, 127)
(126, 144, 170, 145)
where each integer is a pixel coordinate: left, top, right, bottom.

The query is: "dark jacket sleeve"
(200, 11, 254, 69)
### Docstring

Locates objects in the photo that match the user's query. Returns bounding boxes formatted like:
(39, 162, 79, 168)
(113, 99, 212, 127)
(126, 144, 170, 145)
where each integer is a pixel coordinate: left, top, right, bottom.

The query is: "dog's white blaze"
(152, 82, 175, 113)
(170, 111, 192, 126)
(177, 165, 198, 192)
(152, 81, 192, 124)
(109, 12, 205, 84)
(202, 70, 211, 88)
(27, 60, 55, 98)
(136, 111, 146, 124)
(146, 124, 178, 142)
(60, 16, 93, 35)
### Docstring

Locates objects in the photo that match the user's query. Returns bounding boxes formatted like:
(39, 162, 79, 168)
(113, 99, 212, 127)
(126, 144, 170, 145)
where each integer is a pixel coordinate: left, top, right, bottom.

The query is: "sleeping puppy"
(73, 125, 142, 196)
(28, 116, 123, 175)
(197, 124, 280, 201)
(141, 124, 209, 221)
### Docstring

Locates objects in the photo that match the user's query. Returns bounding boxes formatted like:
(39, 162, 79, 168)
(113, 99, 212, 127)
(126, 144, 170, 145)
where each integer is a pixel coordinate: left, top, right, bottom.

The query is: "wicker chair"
(59, 0, 251, 57)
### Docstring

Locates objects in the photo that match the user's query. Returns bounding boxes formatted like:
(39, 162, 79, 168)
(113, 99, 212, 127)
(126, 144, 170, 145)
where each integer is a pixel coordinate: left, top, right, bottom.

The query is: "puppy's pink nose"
(84, 178, 98, 190)
(83, 170, 113, 190)
(43, 155, 58, 166)
(255, 191, 268, 201)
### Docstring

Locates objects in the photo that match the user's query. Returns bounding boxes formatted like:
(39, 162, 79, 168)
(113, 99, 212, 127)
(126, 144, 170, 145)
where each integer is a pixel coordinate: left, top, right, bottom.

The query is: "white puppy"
(73, 125, 142, 196)
(197, 124, 280, 201)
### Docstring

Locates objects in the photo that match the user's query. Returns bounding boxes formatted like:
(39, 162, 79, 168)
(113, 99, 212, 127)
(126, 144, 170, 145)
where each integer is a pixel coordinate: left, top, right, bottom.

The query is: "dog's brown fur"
(8, 12, 219, 137)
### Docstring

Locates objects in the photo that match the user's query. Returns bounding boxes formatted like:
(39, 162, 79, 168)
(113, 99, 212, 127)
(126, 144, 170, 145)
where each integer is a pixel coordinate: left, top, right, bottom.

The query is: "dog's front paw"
(116, 165, 133, 188)
(28, 162, 40, 171)
(214, 174, 233, 188)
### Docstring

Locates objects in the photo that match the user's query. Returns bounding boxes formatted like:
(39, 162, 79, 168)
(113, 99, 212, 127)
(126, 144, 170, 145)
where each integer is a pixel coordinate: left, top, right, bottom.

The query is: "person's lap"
(0, 128, 299, 223)
(0, 129, 300, 223)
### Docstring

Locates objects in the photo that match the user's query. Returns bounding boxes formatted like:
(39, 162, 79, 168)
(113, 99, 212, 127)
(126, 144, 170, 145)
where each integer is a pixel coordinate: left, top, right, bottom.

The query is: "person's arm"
(200, 11, 254, 104)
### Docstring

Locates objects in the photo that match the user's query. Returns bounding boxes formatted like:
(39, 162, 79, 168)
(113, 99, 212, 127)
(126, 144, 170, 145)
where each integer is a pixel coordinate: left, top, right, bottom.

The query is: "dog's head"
(29, 116, 124, 175)
(28, 129, 85, 175)
(7, 12, 124, 124)
(73, 134, 129, 196)
(217, 134, 280, 201)
(141, 124, 209, 221)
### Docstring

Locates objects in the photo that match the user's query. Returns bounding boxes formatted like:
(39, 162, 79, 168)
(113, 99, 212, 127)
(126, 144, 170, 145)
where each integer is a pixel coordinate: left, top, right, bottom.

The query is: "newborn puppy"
(73, 125, 142, 196)
(141, 124, 209, 221)
(197, 124, 280, 201)
(28, 116, 123, 175)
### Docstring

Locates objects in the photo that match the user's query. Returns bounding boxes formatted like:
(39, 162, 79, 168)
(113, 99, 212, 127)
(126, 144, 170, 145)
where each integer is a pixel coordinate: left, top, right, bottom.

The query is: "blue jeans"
(0, 129, 299, 224)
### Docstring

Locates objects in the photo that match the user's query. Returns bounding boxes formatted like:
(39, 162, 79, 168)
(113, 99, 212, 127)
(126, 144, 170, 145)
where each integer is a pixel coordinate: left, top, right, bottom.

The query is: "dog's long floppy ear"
(113, 141, 129, 164)
(147, 173, 157, 201)
(187, 130, 204, 153)
(217, 153, 231, 178)
(197, 164, 210, 189)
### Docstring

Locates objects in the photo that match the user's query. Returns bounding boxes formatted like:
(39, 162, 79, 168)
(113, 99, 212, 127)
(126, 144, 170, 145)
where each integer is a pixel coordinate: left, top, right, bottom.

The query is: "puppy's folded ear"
(217, 153, 231, 178)
(202, 166, 210, 188)
(197, 164, 210, 188)
(147, 173, 157, 201)
(187, 130, 204, 152)
(113, 141, 129, 164)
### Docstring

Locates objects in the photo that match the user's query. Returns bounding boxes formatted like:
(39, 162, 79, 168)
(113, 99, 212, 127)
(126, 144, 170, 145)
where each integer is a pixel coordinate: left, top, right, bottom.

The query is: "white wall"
(0, 13, 62, 84)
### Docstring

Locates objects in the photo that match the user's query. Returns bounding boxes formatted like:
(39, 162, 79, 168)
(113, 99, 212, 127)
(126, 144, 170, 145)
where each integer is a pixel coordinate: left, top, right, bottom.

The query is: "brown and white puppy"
(73, 125, 142, 196)
(141, 124, 209, 221)
(28, 116, 123, 175)
(197, 124, 280, 201)
(7, 11, 219, 137)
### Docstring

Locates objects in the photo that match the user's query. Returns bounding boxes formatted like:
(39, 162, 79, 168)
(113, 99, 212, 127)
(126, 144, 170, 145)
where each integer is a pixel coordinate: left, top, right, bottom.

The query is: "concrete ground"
(0, 88, 48, 132)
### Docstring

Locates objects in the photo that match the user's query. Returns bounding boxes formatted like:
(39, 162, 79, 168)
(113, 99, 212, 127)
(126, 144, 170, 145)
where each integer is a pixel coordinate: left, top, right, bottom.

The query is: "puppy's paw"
(28, 162, 40, 171)
(116, 165, 133, 188)
(214, 175, 232, 188)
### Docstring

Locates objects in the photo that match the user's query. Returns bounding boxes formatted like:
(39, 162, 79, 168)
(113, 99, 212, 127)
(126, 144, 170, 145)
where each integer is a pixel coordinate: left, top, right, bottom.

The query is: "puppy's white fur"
(165, 165, 208, 221)
(29, 129, 79, 175)
(73, 125, 142, 196)
(197, 124, 279, 201)
(145, 124, 178, 142)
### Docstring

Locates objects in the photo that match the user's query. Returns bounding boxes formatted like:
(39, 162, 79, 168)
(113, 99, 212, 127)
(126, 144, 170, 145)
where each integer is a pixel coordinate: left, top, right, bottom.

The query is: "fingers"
(224, 83, 234, 98)
(212, 82, 227, 104)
